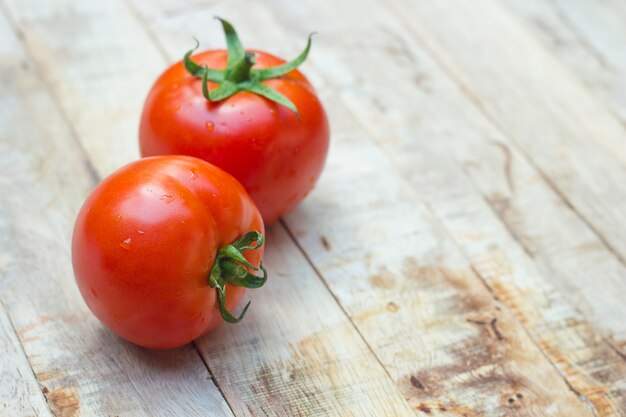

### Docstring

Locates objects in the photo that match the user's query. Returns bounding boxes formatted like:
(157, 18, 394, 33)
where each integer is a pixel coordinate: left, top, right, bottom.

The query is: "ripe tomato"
(139, 18, 329, 224)
(72, 156, 266, 349)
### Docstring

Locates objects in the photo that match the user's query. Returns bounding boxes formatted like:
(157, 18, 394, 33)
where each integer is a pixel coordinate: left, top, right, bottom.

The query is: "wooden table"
(2, 0, 625, 416)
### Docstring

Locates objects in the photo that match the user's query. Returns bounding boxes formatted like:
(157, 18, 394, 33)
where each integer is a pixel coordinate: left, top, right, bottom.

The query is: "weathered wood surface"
(501, 0, 626, 124)
(262, 0, 626, 414)
(0, 4, 234, 417)
(1, 0, 625, 416)
(1, 0, 415, 416)
(387, 0, 626, 265)
(0, 305, 52, 417)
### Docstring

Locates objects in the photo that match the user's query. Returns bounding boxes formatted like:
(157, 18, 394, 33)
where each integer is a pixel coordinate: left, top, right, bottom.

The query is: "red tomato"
(72, 156, 266, 349)
(139, 19, 329, 224)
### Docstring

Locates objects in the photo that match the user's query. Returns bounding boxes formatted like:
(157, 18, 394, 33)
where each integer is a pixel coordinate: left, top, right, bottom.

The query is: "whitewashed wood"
(1, 0, 166, 177)
(0, 6, 234, 417)
(387, 0, 626, 273)
(260, 0, 626, 415)
(129, 0, 609, 415)
(0, 304, 52, 417)
(4, 0, 418, 415)
(288, 100, 597, 417)
(197, 226, 416, 417)
(6, 0, 623, 415)
(502, 0, 626, 124)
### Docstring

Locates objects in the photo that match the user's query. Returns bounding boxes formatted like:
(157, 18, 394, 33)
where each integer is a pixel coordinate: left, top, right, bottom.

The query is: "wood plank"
(198, 226, 415, 417)
(0, 303, 52, 417)
(128, 0, 608, 415)
(260, 0, 626, 415)
(0, 0, 165, 177)
(0, 6, 234, 417)
(4, 0, 417, 415)
(390, 0, 624, 318)
(501, 0, 626, 124)
(386, 0, 626, 275)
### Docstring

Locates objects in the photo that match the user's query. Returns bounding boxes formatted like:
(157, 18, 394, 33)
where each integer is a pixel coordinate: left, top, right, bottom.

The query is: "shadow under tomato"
(91, 325, 202, 371)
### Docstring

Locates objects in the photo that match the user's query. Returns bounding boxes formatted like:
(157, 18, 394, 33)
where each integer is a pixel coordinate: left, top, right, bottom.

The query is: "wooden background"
(1, 0, 625, 416)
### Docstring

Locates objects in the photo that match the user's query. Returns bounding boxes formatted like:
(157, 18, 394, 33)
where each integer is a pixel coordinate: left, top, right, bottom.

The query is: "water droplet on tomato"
(89, 288, 98, 298)
(205, 121, 214, 132)
(114, 214, 122, 223)
(119, 238, 132, 250)
(137, 230, 145, 235)
(160, 194, 173, 203)
(189, 169, 198, 179)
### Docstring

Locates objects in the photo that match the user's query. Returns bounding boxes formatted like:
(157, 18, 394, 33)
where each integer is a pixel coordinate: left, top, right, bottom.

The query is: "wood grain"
(196, 226, 416, 417)
(3, 0, 625, 415)
(387, 0, 626, 275)
(260, 0, 626, 415)
(0, 303, 52, 417)
(3, 0, 417, 415)
(0, 5, 234, 417)
(1, 0, 164, 177)
(502, 0, 626, 124)
(128, 0, 613, 415)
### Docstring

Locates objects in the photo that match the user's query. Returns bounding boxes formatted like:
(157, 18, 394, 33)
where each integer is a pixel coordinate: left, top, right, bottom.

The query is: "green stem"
(208, 231, 267, 323)
(183, 17, 315, 118)
(227, 52, 256, 83)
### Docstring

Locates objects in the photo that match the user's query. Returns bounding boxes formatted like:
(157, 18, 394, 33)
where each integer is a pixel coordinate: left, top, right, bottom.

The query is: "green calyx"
(208, 230, 267, 323)
(183, 17, 315, 119)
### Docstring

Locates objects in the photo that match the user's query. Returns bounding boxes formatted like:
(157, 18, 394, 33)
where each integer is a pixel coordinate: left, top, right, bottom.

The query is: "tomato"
(71, 156, 266, 349)
(139, 18, 329, 225)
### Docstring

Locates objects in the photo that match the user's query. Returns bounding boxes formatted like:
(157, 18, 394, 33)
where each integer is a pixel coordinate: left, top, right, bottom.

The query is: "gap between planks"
(385, 0, 626, 271)
(141, 0, 620, 412)
(501, 0, 626, 126)
(260, 0, 626, 414)
(191, 340, 238, 417)
(120, 4, 575, 415)
(378, 0, 626, 413)
(385, 0, 626, 334)
(279, 219, 402, 391)
(0, 0, 101, 189)
(0, 299, 53, 417)
(0, 2, 234, 414)
(392, 2, 626, 273)
(9, 0, 620, 412)
(0, 2, 235, 416)
(2, 0, 416, 414)
(120, 0, 400, 407)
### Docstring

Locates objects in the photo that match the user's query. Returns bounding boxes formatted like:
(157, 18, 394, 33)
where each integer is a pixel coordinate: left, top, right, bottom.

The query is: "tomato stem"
(183, 17, 315, 119)
(208, 230, 267, 323)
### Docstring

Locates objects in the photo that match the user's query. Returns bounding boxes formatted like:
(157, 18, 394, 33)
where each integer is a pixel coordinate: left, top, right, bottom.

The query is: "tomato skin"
(71, 156, 264, 349)
(139, 50, 329, 225)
